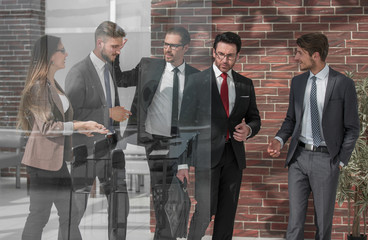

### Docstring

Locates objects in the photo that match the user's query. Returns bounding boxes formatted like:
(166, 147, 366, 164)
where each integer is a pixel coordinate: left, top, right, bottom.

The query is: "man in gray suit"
(268, 33, 360, 240)
(65, 21, 135, 240)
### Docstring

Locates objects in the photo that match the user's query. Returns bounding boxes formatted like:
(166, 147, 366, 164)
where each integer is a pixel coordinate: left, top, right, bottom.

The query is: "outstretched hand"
(74, 121, 108, 137)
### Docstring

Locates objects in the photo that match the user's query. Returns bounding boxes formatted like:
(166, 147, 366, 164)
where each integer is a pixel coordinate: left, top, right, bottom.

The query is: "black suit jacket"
(180, 67, 261, 169)
(276, 67, 360, 167)
(122, 58, 200, 146)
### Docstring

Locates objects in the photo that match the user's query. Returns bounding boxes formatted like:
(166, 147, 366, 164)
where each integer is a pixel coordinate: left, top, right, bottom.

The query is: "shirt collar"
(212, 63, 233, 79)
(90, 51, 106, 72)
(166, 61, 185, 73)
(309, 64, 329, 81)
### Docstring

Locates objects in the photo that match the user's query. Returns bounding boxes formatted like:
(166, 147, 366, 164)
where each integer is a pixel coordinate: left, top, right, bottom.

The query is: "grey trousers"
(286, 146, 340, 240)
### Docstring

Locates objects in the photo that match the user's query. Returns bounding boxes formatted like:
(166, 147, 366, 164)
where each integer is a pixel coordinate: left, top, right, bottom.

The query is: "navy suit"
(180, 67, 261, 240)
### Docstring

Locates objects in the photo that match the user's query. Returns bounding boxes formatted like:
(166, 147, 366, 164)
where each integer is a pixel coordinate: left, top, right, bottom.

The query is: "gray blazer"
(276, 67, 360, 167)
(65, 55, 135, 152)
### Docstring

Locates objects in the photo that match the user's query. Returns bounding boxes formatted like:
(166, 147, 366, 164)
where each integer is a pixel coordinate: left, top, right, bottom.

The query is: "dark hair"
(32, 35, 61, 66)
(95, 21, 126, 43)
(296, 33, 329, 61)
(17, 35, 61, 132)
(213, 32, 242, 53)
(166, 26, 191, 46)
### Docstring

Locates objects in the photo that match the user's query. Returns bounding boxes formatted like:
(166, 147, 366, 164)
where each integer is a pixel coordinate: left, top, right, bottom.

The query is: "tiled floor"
(0, 176, 152, 240)
(0, 176, 285, 240)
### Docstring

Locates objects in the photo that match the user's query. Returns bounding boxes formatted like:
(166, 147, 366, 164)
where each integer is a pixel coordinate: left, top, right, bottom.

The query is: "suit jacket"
(22, 81, 73, 171)
(180, 67, 261, 169)
(122, 58, 200, 146)
(65, 54, 135, 152)
(276, 67, 360, 167)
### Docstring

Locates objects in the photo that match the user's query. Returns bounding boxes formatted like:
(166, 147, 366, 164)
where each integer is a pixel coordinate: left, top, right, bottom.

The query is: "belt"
(298, 142, 329, 153)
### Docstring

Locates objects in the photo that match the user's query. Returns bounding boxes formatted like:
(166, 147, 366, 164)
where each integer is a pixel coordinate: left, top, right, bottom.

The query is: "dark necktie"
(104, 64, 113, 128)
(171, 67, 179, 136)
(310, 76, 322, 146)
(220, 72, 229, 140)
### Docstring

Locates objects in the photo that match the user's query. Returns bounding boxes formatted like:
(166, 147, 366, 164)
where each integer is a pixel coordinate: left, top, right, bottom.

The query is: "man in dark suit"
(178, 32, 261, 240)
(65, 21, 134, 240)
(267, 33, 360, 240)
(119, 26, 200, 240)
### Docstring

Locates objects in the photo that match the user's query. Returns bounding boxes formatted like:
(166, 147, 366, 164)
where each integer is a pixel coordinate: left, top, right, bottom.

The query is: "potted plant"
(337, 72, 368, 240)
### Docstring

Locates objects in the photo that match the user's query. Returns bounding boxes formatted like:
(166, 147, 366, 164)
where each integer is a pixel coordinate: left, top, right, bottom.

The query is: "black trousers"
(72, 158, 129, 240)
(22, 162, 82, 240)
(188, 142, 243, 240)
(146, 136, 177, 240)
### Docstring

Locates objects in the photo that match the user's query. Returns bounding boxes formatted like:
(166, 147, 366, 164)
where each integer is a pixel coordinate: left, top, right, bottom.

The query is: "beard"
(101, 48, 114, 63)
(300, 58, 315, 71)
(164, 52, 174, 63)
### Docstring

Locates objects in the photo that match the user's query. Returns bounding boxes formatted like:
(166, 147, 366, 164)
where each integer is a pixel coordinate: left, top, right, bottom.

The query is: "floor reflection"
(0, 175, 151, 240)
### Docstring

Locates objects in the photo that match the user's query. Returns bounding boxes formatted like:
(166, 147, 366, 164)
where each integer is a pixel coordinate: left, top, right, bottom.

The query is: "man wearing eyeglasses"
(116, 26, 199, 240)
(178, 32, 261, 240)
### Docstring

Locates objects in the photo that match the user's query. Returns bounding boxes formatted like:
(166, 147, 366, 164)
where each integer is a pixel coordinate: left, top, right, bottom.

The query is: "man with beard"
(117, 26, 200, 239)
(65, 21, 134, 240)
(178, 32, 261, 240)
(267, 33, 359, 240)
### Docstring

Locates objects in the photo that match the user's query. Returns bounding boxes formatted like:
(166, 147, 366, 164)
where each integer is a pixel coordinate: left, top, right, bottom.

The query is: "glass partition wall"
(0, 0, 212, 239)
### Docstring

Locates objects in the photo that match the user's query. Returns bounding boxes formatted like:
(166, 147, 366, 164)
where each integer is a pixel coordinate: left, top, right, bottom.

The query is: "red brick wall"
(0, 0, 45, 128)
(151, 0, 368, 239)
(0, 0, 45, 177)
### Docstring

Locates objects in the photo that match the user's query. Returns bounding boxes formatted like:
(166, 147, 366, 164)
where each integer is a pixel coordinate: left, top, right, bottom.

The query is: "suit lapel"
(323, 67, 337, 114)
(144, 59, 166, 109)
(184, 63, 195, 87)
(295, 74, 309, 119)
(107, 62, 120, 107)
(86, 56, 106, 106)
(47, 81, 65, 121)
(184, 63, 190, 87)
(230, 71, 242, 117)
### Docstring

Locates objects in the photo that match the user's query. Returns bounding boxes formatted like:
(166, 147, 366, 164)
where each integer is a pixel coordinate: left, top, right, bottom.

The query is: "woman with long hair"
(18, 35, 108, 240)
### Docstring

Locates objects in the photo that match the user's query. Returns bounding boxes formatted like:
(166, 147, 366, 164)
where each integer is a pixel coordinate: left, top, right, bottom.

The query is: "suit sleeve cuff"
(246, 124, 252, 138)
(63, 122, 74, 136)
(274, 136, 284, 149)
(178, 164, 188, 170)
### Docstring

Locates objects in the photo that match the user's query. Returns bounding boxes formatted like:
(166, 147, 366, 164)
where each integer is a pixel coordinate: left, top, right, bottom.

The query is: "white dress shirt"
(89, 52, 115, 107)
(213, 63, 236, 114)
(299, 64, 329, 146)
(145, 62, 186, 137)
(58, 93, 73, 136)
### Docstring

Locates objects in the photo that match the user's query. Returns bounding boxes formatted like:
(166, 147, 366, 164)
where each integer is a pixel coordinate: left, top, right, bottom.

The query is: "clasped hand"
(233, 118, 250, 142)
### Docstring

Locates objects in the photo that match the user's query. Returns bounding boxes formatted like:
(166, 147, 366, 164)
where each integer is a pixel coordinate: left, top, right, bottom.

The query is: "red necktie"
(220, 72, 229, 140)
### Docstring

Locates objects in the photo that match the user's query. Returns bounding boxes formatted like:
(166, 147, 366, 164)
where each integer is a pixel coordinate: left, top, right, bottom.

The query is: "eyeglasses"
(55, 48, 66, 54)
(215, 51, 237, 61)
(163, 42, 184, 50)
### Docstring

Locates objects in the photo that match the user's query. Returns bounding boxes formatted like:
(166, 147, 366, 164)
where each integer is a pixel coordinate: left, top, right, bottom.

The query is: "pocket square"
(240, 95, 250, 98)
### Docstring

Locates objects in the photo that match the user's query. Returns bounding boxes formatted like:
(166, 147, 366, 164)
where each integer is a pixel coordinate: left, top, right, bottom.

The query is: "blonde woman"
(18, 35, 108, 240)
